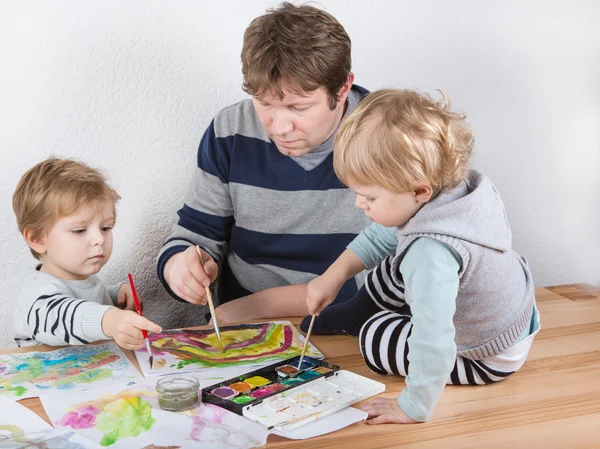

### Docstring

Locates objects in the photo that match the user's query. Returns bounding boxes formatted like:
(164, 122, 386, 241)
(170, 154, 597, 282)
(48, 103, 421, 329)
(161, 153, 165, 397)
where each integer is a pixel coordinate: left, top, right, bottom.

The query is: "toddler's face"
(350, 183, 424, 228)
(38, 202, 115, 280)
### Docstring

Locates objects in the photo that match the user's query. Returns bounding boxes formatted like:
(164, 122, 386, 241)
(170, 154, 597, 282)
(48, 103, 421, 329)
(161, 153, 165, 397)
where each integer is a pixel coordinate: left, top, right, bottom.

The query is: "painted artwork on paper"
(0, 342, 141, 400)
(41, 383, 269, 449)
(134, 321, 323, 381)
(0, 396, 102, 448)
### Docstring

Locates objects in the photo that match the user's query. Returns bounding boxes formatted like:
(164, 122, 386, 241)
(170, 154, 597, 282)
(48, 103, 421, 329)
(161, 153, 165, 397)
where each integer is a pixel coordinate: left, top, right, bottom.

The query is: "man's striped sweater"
(157, 85, 371, 305)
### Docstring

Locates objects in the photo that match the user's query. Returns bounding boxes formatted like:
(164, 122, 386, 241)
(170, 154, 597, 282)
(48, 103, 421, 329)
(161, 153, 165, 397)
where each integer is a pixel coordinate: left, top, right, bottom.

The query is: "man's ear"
(336, 72, 355, 105)
(414, 184, 434, 204)
(23, 228, 47, 255)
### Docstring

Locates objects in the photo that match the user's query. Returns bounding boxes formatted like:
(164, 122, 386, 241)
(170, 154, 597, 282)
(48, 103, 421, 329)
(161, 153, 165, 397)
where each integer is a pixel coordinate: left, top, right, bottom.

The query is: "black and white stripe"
(25, 293, 90, 345)
(359, 310, 516, 385)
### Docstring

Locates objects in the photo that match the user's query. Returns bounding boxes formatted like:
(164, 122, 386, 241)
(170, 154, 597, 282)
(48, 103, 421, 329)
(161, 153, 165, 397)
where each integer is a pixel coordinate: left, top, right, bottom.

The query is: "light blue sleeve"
(347, 222, 398, 270)
(397, 238, 461, 422)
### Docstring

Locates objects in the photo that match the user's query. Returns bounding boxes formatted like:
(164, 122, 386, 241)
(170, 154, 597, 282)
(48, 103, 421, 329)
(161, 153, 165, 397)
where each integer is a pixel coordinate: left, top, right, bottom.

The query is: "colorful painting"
(0, 343, 142, 400)
(41, 383, 269, 449)
(134, 321, 323, 383)
(0, 396, 102, 448)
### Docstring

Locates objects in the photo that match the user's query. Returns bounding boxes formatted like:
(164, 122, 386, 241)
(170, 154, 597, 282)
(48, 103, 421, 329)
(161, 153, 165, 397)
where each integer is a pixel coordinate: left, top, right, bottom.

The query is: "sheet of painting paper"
(41, 383, 269, 449)
(0, 396, 102, 448)
(134, 321, 323, 386)
(0, 342, 142, 400)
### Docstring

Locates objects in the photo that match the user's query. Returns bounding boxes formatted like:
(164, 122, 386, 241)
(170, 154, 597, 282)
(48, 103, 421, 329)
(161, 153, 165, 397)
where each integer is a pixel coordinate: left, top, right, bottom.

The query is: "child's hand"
(117, 284, 136, 311)
(101, 308, 162, 350)
(361, 397, 419, 425)
(306, 274, 344, 315)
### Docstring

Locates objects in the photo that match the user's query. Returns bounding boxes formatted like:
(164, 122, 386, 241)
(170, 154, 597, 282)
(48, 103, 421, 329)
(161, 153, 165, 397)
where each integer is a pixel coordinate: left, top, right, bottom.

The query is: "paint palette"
(201, 355, 338, 415)
(244, 370, 386, 432)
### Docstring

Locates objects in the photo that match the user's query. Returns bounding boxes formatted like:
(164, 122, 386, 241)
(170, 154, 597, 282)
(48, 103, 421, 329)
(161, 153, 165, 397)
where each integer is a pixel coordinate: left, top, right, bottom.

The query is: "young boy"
(303, 89, 540, 424)
(12, 157, 162, 349)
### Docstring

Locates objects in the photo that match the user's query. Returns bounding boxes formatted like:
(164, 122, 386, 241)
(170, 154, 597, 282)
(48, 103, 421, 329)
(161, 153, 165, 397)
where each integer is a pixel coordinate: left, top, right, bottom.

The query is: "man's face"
(252, 78, 352, 158)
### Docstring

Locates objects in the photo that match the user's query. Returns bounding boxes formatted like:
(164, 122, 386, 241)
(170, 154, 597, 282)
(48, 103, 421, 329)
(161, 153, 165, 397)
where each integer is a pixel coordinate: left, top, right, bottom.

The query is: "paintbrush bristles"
(196, 245, 225, 354)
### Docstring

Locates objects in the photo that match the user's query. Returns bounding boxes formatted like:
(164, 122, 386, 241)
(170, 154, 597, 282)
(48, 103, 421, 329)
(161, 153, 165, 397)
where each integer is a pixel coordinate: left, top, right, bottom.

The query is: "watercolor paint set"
(202, 355, 337, 414)
(202, 355, 385, 431)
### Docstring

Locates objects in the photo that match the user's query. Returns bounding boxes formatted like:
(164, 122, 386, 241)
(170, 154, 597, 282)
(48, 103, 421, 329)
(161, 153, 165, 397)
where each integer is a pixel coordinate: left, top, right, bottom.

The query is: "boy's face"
(36, 203, 115, 280)
(350, 183, 426, 228)
(252, 77, 353, 158)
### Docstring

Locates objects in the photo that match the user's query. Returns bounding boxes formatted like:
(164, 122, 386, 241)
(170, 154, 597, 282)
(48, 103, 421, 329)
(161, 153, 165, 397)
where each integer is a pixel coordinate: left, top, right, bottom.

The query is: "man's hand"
(361, 397, 419, 425)
(163, 246, 218, 305)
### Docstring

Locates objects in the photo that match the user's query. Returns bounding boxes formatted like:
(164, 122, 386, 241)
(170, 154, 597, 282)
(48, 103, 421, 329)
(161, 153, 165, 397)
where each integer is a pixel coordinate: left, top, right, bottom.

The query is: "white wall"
(1, 0, 599, 348)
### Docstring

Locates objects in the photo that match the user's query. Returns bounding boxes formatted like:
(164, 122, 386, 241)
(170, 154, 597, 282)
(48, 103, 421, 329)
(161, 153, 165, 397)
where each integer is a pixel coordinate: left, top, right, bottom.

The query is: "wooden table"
(7, 284, 600, 448)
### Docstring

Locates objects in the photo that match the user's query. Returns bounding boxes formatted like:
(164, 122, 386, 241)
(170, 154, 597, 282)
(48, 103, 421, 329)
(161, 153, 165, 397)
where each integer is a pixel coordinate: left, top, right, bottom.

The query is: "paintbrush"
(268, 409, 324, 430)
(296, 314, 315, 371)
(127, 273, 153, 369)
(196, 245, 224, 353)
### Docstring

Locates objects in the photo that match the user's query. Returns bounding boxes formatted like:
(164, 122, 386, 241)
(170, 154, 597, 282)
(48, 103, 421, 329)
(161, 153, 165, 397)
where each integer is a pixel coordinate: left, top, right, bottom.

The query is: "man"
(157, 2, 370, 323)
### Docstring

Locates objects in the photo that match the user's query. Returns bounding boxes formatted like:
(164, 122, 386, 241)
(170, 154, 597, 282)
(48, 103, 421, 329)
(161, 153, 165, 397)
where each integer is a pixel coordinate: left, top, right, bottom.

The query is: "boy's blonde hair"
(242, 2, 351, 110)
(334, 89, 474, 194)
(12, 157, 120, 260)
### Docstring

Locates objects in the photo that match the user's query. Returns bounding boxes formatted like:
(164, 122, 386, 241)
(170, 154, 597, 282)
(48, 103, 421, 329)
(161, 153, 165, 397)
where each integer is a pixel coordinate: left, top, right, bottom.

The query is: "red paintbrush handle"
(127, 273, 149, 339)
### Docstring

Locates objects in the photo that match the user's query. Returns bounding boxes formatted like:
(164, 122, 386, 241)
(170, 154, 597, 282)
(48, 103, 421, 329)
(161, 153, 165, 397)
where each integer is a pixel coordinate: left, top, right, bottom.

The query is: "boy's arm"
(347, 222, 398, 270)
(397, 238, 460, 422)
(157, 119, 233, 301)
(14, 284, 113, 346)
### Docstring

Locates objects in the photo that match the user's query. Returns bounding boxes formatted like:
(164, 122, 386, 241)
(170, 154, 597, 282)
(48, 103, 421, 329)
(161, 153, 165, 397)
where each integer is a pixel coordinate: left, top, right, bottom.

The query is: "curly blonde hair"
(13, 157, 120, 260)
(334, 89, 474, 194)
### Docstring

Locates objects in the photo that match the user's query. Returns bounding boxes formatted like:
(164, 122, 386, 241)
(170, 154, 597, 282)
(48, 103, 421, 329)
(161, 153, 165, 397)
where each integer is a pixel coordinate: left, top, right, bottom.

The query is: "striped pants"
(359, 256, 535, 386)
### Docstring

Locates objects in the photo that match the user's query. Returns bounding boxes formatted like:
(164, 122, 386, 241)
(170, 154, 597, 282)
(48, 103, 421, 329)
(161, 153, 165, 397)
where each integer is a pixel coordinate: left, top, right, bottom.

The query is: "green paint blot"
(9, 386, 28, 396)
(96, 396, 156, 446)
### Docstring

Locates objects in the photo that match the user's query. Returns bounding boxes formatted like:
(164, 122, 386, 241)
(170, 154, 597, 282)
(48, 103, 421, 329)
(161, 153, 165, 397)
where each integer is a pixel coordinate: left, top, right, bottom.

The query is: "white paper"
(41, 382, 269, 449)
(0, 396, 102, 448)
(134, 321, 323, 388)
(272, 407, 368, 440)
(0, 342, 142, 400)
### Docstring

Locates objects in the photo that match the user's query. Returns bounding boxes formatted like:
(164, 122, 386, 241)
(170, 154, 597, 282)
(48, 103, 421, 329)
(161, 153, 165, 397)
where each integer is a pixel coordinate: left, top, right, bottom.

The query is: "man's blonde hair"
(13, 157, 120, 260)
(242, 2, 351, 110)
(334, 89, 474, 194)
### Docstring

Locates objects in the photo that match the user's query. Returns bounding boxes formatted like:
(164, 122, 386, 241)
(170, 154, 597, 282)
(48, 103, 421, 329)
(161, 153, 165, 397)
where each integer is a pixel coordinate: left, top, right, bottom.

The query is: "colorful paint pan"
(231, 395, 254, 405)
(298, 370, 320, 381)
(281, 377, 304, 387)
(244, 376, 271, 388)
(211, 386, 238, 400)
(275, 364, 300, 377)
(249, 383, 286, 399)
(311, 366, 333, 375)
(229, 381, 252, 394)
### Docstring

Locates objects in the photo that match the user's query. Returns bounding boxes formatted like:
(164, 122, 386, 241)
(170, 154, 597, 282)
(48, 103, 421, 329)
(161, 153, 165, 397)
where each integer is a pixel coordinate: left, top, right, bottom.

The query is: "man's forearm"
(214, 283, 309, 324)
(239, 283, 309, 318)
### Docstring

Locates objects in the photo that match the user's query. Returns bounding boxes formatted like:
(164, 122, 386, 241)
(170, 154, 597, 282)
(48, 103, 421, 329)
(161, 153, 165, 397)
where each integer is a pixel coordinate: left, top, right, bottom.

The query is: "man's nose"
(271, 111, 293, 136)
